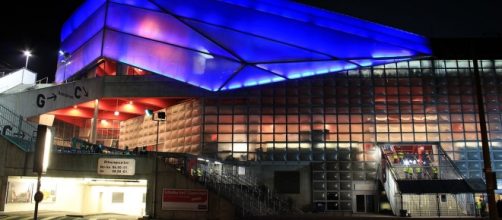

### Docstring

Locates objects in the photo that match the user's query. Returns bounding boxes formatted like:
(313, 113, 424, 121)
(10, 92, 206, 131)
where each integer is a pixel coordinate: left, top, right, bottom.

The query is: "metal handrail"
(0, 103, 37, 151)
(162, 155, 298, 216)
(36, 77, 49, 84)
(436, 144, 467, 179)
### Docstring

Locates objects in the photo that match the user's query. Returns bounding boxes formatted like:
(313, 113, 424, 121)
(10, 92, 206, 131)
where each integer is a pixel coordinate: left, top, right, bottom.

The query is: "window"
(112, 192, 124, 203)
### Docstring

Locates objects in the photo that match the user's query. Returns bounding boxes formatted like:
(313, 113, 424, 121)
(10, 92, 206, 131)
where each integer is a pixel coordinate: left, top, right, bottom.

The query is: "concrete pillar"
(89, 99, 99, 144)
(0, 176, 7, 211)
(117, 63, 128, 76)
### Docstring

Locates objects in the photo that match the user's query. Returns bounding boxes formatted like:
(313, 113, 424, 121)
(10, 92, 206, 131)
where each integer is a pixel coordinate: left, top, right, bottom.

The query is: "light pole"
(23, 50, 32, 69)
(146, 109, 166, 218)
(22, 50, 32, 83)
(33, 125, 53, 220)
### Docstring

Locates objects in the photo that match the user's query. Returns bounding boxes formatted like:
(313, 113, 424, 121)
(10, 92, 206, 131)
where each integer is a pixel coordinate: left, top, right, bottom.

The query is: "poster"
(6, 181, 33, 203)
(39, 184, 57, 203)
(162, 189, 208, 211)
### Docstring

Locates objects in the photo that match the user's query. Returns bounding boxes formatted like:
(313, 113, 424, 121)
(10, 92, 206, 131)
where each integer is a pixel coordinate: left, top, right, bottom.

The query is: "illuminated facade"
(11, 0, 502, 216)
(56, 0, 430, 89)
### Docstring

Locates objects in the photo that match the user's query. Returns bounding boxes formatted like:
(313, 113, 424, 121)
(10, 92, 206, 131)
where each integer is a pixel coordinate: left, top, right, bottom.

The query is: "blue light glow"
(106, 3, 237, 60)
(221, 66, 286, 90)
(56, 31, 104, 82)
(151, 0, 429, 58)
(259, 60, 353, 78)
(110, 0, 161, 11)
(61, 0, 106, 41)
(186, 19, 330, 62)
(61, 5, 106, 54)
(219, 0, 430, 54)
(59, 0, 431, 90)
(103, 30, 241, 90)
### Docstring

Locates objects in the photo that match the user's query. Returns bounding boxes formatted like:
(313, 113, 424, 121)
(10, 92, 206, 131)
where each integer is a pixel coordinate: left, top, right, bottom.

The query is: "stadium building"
(0, 0, 502, 218)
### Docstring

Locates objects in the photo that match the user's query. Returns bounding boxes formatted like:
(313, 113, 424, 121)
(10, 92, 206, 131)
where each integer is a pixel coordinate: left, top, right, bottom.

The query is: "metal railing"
(36, 77, 49, 84)
(379, 144, 476, 217)
(0, 103, 37, 151)
(163, 155, 301, 216)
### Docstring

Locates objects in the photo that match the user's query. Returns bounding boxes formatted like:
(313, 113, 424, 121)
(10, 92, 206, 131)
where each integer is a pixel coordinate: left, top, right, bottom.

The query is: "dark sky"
(1, 0, 501, 81)
(0, 1, 84, 80)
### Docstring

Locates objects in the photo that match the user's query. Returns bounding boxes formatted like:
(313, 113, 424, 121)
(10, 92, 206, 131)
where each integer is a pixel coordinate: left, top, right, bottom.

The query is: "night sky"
(0, 0, 501, 81)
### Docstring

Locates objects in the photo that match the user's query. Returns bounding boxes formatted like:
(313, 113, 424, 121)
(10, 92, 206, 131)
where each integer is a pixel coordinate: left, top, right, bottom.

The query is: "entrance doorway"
(4, 176, 147, 216)
(356, 194, 376, 213)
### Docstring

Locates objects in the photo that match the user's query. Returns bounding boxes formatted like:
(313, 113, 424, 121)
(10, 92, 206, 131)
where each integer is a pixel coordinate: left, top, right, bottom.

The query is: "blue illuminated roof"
(56, 0, 431, 90)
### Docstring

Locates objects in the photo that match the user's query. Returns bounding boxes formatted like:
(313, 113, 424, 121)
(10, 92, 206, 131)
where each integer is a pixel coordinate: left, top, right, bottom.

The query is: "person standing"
(497, 199, 502, 218)
(415, 166, 422, 179)
(475, 199, 481, 217)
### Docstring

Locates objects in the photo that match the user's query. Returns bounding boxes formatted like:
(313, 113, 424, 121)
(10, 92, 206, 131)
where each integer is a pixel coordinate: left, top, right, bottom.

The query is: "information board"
(97, 158, 135, 176)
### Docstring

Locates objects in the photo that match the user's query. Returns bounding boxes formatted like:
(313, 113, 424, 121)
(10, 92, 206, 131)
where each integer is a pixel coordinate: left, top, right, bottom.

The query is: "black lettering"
(36, 94, 46, 108)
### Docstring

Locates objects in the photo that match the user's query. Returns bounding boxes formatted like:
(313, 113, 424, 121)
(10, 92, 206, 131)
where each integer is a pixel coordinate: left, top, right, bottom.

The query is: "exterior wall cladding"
(117, 59, 502, 211)
(120, 59, 502, 178)
(198, 59, 502, 175)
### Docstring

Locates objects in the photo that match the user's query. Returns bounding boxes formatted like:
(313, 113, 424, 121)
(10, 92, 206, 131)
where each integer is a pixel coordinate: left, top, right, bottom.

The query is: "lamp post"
(22, 50, 32, 83)
(147, 109, 166, 218)
(473, 59, 498, 219)
(33, 125, 53, 220)
(23, 50, 32, 69)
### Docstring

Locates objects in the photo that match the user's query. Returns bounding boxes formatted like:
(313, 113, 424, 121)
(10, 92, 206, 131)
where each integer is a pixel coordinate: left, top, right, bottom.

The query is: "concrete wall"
(0, 68, 36, 93)
(1, 136, 235, 219)
(0, 77, 104, 118)
(0, 137, 29, 211)
(155, 160, 235, 220)
(256, 163, 312, 212)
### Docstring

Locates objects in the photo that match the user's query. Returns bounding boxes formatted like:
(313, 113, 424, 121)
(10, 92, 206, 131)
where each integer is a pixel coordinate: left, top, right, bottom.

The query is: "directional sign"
(36, 93, 58, 108)
(74, 86, 88, 99)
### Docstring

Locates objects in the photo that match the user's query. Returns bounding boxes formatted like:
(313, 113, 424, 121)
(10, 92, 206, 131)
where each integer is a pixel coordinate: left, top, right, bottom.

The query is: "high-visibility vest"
(432, 167, 438, 173)
(415, 167, 422, 173)
(398, 152, 404, 159)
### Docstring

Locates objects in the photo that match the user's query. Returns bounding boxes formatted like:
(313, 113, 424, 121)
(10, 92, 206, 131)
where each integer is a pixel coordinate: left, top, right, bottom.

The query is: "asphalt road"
(0, 211, 138, 220)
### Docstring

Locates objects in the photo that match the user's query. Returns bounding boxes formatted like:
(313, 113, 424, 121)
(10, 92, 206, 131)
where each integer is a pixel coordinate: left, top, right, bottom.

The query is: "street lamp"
(23, 50, 32, 69)
(33, 125, 53, 220)
(148, 110, 166, 218)
(22, 50, 32, 83)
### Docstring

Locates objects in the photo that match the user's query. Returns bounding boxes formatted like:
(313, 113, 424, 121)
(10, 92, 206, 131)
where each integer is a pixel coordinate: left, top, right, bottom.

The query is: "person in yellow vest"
(415, 166, 422, 179)
(398, 151, 405, 164)
(403, 166, 412, 179)
(392, 153, 399, 164)
(432, 166, 439, 179)
(475, 199, 482, 217)
(403, 167, 409, 179)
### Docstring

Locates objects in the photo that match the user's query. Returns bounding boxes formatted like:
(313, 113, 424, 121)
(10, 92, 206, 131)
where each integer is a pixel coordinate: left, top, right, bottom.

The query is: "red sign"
(162, 189, 208, 211)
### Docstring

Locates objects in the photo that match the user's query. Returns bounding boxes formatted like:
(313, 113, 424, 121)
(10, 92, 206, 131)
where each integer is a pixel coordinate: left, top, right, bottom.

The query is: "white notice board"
(97, 158, 136, 176)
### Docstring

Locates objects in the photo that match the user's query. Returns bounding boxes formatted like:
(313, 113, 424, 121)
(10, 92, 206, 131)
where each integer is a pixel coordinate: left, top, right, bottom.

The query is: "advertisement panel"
(162, 189, 208, 211)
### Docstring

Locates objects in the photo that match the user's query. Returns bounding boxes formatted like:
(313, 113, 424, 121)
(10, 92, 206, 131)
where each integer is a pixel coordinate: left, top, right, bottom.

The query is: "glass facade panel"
(55, 30, 104, 82)
(103, 30, 242, 91)
(107, 3, 236, 59)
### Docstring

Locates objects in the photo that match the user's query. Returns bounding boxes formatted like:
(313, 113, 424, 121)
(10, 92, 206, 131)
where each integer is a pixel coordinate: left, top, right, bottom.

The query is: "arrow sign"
(47, 93, 57, 101)
(74, 86, 89, 99)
